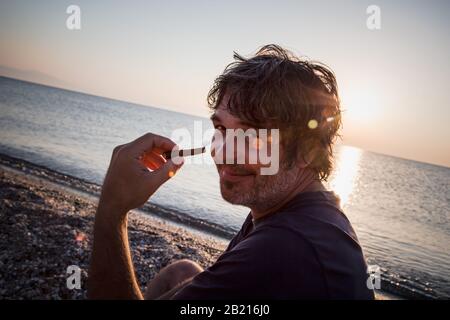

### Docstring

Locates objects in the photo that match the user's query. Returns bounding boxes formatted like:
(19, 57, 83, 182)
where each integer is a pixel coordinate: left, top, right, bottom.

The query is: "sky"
(0, 0, 449, 167)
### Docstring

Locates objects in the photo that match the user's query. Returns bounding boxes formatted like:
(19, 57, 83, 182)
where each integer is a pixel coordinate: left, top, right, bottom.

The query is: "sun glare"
(341, 88, 381, 124)
(327, 146, 362, 207)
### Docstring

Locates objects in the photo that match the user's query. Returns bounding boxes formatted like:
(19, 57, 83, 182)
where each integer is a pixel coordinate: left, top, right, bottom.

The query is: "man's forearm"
(87, 201, 143, 299)
(87, 132, 182, 299)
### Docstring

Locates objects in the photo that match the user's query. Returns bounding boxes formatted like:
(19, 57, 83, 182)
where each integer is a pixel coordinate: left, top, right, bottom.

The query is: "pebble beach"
(0, 153, 225, 299)
(0, 153, 395, 300)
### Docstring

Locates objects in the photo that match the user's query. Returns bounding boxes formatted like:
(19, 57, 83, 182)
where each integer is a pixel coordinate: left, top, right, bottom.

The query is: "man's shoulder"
(259, 191, 360, 245)
(233, 223, 317, 257)
(229, 191, 359, 256)
(231, 204, 373, 299)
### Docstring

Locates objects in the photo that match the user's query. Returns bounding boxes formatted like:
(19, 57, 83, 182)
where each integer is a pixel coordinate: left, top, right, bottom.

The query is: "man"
(88, 44, 374, 300)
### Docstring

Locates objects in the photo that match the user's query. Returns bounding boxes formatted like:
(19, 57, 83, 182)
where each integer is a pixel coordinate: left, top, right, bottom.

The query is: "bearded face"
(211, 102, 305, 213)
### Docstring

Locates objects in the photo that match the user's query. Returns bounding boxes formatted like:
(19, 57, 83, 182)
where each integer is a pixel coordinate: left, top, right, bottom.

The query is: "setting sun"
(340, 87, 381, 124)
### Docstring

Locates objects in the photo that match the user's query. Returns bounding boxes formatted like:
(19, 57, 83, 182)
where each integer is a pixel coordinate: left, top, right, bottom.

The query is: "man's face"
(210, 98, 304, 211)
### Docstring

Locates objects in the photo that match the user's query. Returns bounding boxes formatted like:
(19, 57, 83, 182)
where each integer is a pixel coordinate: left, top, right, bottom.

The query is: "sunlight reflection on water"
(327, 145, 362, 208)
(2, 78, 450, 298)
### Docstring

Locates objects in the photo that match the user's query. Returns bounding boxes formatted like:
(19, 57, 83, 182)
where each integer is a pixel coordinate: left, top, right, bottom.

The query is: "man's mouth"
(219, 167, 255, 183)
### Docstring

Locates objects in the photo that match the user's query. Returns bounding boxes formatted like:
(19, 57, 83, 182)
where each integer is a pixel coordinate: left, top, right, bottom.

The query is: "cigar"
(163, 146, 206, 159)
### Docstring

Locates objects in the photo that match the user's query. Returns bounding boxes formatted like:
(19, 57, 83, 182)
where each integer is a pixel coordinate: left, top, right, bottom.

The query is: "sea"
(1, 76, 449, 299)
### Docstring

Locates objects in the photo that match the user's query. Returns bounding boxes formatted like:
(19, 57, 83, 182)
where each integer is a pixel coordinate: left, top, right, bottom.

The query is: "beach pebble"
(0, 165, 225, 299)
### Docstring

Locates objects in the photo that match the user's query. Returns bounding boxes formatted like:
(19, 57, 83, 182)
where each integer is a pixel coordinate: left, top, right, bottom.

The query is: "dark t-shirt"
(173, 191, 374, 300)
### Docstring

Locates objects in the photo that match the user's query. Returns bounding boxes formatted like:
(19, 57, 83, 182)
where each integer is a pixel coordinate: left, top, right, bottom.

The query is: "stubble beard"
(219, 163, 301, 212)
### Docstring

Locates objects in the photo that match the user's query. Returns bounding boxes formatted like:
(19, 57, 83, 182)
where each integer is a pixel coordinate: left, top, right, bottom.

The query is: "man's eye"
(214, 125, 226, 131)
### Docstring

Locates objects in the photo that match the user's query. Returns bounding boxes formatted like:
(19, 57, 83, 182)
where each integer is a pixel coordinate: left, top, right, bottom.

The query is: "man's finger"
(145, 157, 184, 187)
(140, 151, 166, 170)
(130, 133, 176, 156)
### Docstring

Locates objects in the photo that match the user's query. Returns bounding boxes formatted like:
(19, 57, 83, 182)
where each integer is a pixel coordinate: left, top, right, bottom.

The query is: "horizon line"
(1, 75, 448, 170)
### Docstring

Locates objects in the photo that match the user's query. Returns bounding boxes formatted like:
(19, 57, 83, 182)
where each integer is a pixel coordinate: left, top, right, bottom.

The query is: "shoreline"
(0, 152, 236, 240)
(0, 156, 226, 299)
(0, 153, 397, 299)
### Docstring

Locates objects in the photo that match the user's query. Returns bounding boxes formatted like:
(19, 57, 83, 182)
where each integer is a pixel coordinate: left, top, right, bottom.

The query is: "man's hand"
(99, 133, 184, 219)
(88, 133, 183, 299)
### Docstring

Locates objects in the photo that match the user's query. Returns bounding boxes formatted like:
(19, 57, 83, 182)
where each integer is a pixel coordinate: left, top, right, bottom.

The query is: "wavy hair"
(207, 44, 342, 180)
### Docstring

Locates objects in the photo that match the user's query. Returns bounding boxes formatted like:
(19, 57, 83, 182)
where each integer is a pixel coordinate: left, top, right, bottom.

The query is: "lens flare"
(308, 119, 318, 129)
